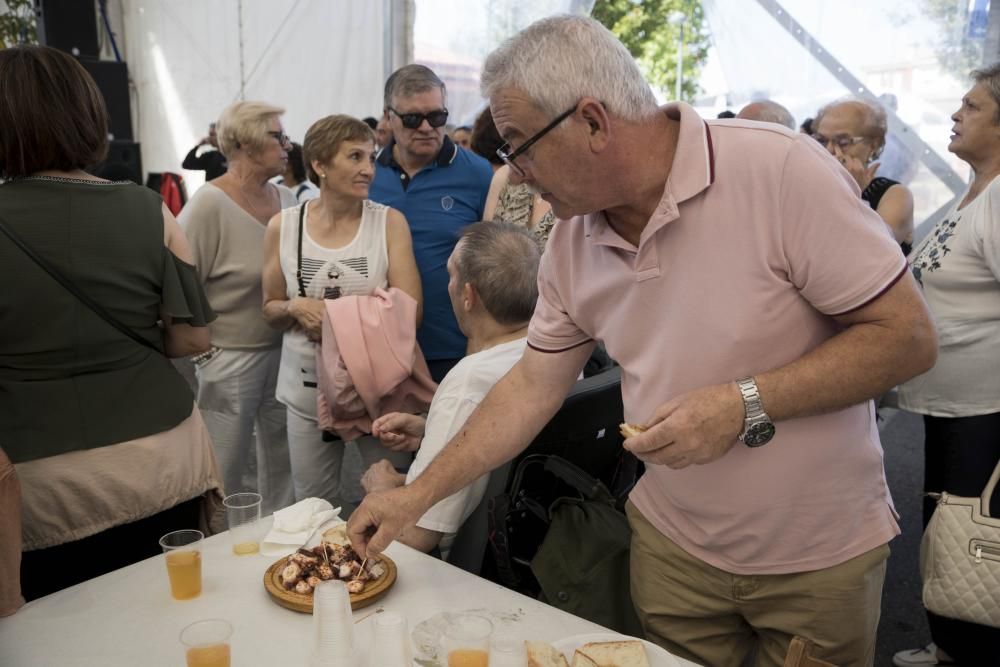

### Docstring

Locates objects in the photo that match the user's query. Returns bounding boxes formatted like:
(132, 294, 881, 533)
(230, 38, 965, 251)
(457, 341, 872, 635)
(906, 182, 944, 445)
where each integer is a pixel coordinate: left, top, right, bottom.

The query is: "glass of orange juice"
(180, 619, 232, 667)
(223, 492, 262, 556)
(442, 614, 493, 667)
(159, 529, 203, 600)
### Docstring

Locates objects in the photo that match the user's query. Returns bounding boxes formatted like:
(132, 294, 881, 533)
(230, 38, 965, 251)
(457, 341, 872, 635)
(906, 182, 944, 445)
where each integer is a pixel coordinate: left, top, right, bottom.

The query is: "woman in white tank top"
(262, 115, 422, 506)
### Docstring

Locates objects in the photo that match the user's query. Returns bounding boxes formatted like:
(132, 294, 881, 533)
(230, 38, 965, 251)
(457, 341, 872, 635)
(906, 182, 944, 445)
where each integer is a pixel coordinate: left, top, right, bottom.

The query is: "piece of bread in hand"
(578, 640, 650, 667)
(527, 640, 570, 667)
(572, 649, 600, 667)
(619, 423, 647, 439)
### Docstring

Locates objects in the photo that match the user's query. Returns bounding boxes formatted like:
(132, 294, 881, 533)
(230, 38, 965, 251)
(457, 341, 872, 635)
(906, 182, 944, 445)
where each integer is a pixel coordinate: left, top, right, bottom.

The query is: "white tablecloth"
(0, 524, 699, 666)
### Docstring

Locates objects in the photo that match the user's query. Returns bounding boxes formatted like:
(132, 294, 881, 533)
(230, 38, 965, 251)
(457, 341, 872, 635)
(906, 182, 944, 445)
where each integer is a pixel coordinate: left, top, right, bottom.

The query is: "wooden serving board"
(262, 554, 397, 613)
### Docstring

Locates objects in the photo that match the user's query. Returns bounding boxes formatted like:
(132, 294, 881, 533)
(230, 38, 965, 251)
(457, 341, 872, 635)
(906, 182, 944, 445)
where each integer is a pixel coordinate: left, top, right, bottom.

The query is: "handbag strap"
(295, 202, 307, 297)
(982, 458, 1000, 518)
(0, 215, 160, 353)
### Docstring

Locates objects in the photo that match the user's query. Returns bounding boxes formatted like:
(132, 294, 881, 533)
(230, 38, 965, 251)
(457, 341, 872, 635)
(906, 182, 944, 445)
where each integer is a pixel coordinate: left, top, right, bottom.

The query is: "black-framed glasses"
(496, 103, 578, 177)
(388, 107, 449, 129)
(267, 130, 290, 146)
(811, 133, 867, 151)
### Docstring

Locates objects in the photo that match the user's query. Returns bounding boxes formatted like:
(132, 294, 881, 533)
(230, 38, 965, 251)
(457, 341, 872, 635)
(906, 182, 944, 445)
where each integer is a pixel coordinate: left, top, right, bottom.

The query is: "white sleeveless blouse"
(275, 199, 390, 418)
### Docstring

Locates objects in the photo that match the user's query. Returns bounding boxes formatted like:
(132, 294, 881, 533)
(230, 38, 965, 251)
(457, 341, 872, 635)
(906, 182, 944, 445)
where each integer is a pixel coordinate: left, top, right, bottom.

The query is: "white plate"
(552, 632, 686, 667)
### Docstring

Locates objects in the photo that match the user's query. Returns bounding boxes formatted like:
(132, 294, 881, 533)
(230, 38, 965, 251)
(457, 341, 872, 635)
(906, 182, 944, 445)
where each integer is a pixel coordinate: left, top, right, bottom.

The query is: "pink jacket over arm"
(316, 287, 437, 440)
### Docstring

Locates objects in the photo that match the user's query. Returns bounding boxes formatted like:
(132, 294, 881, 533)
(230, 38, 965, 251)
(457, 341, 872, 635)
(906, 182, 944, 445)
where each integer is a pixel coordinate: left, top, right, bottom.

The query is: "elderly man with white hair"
(349, 15, 938, 667)
(736, 99, 796, 129)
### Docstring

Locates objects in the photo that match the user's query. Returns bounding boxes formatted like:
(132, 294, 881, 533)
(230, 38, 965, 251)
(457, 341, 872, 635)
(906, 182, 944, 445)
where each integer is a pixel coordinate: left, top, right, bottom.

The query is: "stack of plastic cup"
(311, 580, 354, 667)
(368, 611, 412, 666)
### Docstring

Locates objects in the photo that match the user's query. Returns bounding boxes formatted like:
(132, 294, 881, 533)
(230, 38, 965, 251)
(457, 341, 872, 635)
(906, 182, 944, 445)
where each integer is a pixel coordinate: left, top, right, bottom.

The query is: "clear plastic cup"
(312, 581, 353, 663)
(490, 633, 526, 667)
(159, 529, 203, 600)
(441, 614, 492, 667)
(223, 492, 262, 555)
(369, 611, 412, 665)
(180, 619, 232, 667)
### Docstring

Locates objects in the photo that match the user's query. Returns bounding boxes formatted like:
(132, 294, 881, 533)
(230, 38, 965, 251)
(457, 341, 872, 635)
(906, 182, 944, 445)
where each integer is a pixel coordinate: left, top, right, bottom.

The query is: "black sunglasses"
(496, 103, 578, 177)
(388, 107, 449, 129)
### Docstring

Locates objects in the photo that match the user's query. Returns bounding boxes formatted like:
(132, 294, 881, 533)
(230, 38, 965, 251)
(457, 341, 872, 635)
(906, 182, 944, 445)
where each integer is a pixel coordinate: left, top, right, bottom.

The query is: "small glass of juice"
(442, 614, 493, 667)
(159, 529, 203, 600)
(180, 619, 232, 667)
(223, 492, 262, 556)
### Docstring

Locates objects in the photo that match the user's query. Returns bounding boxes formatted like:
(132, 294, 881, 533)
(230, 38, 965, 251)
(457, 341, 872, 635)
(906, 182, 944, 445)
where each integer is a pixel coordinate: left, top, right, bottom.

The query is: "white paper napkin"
(260, 497, 341, 556)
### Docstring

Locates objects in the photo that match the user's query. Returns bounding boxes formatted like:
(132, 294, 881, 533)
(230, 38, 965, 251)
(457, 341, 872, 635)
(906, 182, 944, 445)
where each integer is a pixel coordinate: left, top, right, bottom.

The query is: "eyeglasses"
(496, 103, 578, 177)
(811, 133, 868, 151)
(388, 107, 449, 129)
(267, 130, 290, 146)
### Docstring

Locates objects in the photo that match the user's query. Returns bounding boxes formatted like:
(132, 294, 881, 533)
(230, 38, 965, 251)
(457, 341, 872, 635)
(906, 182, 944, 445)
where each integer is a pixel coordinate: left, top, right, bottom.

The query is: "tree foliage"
(591, 0, 710, 101)
(918, 0, 985, 81)
(0, 0, 38, 49)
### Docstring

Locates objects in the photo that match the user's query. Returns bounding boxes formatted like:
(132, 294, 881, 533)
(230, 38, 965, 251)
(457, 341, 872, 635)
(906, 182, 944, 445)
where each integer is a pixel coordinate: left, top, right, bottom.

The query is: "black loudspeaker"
(80, 59, 133, 141)
(35, 0, 99, 59)
(92, 140, 142, 185)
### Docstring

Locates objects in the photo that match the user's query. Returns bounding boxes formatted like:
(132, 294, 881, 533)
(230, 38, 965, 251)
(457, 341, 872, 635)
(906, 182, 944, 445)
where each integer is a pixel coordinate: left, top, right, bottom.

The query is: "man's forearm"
(757, 292, 936, 422)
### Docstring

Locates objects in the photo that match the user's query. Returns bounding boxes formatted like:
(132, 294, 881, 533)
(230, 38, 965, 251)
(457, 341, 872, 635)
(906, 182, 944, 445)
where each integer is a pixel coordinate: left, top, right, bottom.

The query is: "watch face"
(744, 422, 776, 447)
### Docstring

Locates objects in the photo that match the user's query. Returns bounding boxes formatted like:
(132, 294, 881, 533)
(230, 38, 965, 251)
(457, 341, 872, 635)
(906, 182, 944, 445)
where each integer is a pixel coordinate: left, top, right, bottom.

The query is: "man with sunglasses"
(369, 65, 494, 383)
(351, 16, 938, 667)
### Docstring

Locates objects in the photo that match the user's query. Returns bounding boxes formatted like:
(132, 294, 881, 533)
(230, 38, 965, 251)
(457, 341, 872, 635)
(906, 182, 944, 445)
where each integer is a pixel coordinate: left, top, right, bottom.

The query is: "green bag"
(529, 457, 643, 636)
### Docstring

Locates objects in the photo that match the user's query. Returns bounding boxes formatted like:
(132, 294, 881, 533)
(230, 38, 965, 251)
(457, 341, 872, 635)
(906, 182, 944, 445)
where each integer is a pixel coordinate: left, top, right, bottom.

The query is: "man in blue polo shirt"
(370, 64, 494, 382)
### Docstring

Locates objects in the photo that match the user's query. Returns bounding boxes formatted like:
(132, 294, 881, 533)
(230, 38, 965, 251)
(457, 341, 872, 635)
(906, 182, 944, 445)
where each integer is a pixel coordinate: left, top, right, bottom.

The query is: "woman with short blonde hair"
(180, 100, 298, 513)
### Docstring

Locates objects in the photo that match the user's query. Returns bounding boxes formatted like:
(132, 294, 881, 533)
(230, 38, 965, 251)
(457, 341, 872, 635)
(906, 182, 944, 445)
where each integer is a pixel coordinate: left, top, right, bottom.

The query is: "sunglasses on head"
(388, 107, 449, 129)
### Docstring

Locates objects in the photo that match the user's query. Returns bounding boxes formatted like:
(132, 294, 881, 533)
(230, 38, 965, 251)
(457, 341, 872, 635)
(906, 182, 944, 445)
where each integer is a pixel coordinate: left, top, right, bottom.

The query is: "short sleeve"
(526, 243, 591, 351)
(981, 177, 1000, 282)
(779, 136, 907, 315)
(407, 387, 486, 534)
(178, 188, 221, 279)
(161, 250, 216, 325)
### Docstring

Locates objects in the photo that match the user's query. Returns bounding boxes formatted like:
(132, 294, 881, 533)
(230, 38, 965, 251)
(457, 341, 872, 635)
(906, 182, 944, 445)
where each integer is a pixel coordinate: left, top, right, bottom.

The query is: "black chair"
(451, 367, 638, 588)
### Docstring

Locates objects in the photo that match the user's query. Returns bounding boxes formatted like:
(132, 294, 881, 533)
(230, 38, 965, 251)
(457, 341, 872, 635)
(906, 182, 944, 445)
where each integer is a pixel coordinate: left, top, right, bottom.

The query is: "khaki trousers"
(626, 502, 888, 667)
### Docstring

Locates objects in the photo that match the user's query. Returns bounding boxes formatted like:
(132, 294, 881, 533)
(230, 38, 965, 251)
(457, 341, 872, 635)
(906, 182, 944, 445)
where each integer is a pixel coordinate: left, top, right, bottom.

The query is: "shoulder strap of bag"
(0, 215, 160, 353)
(296, 202, 307, 297)
(982, 458, 1000, 518)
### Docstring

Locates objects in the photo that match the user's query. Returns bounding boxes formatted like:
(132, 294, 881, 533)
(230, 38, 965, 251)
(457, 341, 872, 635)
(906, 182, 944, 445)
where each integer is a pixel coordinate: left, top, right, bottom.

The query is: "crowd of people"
(1, 13, 999, 666)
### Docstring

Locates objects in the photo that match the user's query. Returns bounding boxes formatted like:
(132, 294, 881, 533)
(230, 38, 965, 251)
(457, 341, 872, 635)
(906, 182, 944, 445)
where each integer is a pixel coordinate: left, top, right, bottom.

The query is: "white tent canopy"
(117, 0, 399, 190)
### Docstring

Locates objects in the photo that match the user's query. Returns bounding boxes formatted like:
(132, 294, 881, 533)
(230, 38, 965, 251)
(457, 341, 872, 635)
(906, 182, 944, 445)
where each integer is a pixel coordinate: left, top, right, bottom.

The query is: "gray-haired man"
(358, 222, 539, 559)
(351, 16, 937, 667)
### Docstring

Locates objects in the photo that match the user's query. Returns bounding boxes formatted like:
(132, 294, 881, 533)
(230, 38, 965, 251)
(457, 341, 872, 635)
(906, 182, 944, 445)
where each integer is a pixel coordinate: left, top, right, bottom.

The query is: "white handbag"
(919, 458, 1000, 628)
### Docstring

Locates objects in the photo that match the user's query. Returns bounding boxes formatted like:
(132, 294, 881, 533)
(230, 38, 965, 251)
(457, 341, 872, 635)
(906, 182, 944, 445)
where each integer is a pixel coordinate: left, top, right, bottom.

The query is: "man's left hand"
(361, 459, 406, 494)
(623, 383, 746, 469)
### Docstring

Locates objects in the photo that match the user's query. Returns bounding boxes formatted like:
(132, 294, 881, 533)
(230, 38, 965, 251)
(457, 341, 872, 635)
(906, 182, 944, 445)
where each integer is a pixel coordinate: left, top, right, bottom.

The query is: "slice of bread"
(619, 423, 646, 439)
(572, 649, 600, 667)
(526, 641, 570, 667)
(578, 640, 650, 667)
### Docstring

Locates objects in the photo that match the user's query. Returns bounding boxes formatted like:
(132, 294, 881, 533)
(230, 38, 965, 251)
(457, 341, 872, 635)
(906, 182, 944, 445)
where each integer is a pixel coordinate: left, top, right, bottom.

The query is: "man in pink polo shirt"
(349, 15, 938, 667)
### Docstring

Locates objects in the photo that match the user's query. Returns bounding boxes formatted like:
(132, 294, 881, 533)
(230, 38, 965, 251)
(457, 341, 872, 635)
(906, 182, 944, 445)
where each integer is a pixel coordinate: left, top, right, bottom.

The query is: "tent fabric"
(122, 0, 389, 192)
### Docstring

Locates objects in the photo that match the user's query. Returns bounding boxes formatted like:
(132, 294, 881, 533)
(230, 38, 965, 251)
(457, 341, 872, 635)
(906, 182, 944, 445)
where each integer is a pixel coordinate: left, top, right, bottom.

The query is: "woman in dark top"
(813, 97, 915, 255)
(0, 46, 222, 602)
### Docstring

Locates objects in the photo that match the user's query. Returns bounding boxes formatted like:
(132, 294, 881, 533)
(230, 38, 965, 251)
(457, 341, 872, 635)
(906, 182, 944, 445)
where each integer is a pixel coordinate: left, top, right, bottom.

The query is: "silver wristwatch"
(736, 376, 775, 447)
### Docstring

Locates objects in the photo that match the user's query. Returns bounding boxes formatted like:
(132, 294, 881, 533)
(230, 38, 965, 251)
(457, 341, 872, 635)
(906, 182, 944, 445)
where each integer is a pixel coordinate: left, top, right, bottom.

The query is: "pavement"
(876, 408, 931, 666)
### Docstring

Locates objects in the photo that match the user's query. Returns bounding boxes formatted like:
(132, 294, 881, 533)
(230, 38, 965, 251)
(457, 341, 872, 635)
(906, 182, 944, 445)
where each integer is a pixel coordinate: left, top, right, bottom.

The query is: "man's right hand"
(347, 485, 428, 559)
(371, 412, 425, 452)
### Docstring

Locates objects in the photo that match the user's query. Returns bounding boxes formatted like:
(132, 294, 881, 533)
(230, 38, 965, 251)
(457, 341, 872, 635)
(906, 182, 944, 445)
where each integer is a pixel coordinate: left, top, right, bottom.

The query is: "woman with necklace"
(180, 101, 298, 514)
(262, 114, 422, 505)
(0, 46, 220, 602)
